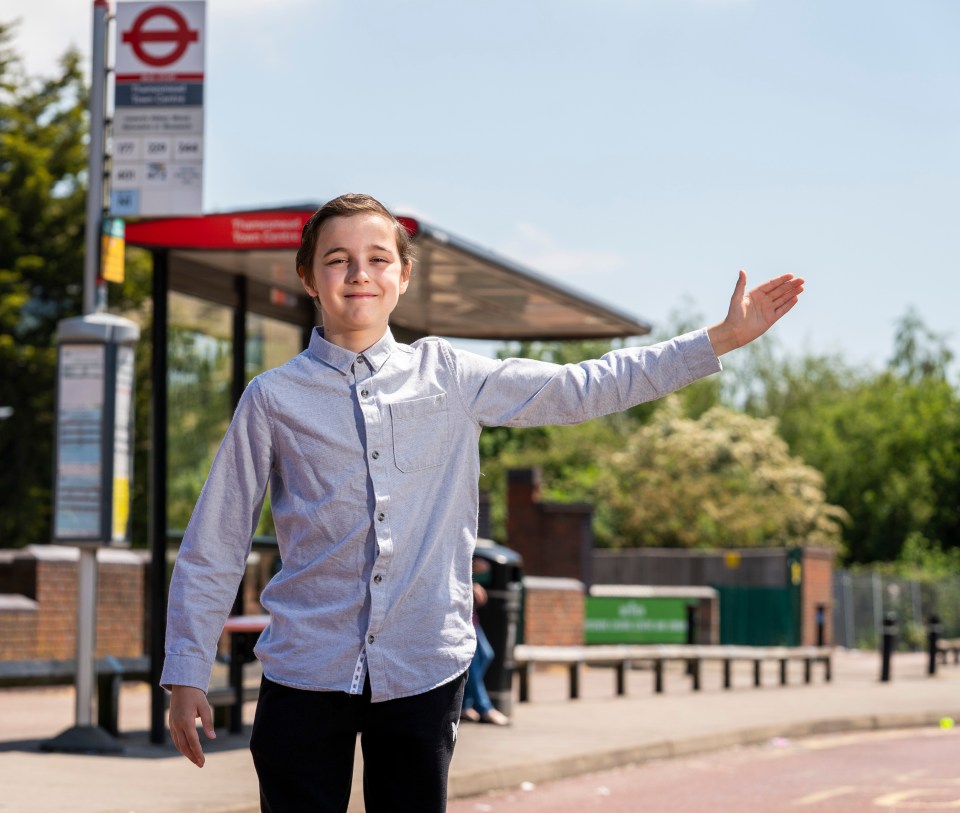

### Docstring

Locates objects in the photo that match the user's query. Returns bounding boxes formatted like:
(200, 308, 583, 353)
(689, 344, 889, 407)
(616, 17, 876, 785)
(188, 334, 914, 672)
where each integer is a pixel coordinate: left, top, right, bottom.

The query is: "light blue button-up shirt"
(161, 326, 721, 701)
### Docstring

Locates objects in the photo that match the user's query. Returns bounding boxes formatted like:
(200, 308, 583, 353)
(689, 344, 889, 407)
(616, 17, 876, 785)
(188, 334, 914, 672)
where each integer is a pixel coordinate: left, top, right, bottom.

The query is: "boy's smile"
(298, 213, 411, 352)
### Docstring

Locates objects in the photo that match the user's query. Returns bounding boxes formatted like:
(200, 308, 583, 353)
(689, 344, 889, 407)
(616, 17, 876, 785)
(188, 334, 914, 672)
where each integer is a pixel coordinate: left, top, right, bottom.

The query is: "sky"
(6, 0, 960, 374)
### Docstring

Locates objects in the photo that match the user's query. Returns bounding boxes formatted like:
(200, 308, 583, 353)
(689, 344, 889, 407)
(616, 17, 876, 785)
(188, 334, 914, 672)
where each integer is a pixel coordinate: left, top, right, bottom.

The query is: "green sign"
(585, 597, 690, 644)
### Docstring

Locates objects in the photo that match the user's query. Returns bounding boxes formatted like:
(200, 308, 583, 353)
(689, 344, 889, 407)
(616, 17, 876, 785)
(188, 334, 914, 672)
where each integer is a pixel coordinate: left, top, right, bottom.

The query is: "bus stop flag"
(111, 1, 206, 217)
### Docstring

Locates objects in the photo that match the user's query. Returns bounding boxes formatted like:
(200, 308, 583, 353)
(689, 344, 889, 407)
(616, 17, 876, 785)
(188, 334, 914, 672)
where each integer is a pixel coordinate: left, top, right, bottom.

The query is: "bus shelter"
(125, 204, 651, 741)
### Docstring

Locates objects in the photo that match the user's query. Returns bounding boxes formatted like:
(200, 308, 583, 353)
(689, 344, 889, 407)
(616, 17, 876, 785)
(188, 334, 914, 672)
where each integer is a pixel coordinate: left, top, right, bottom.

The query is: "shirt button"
(360, 388, 369, 397)
(373, 574, 383, 584)
(356, 355, 364, 365)
(368, 634, 375, 644)
(377, 512, 385, 522)
(371, 451, 380, 460)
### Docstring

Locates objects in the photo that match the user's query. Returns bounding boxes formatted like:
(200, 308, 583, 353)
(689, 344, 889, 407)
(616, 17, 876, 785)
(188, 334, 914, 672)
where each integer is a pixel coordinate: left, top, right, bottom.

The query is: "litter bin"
(473, 538, 524, 717)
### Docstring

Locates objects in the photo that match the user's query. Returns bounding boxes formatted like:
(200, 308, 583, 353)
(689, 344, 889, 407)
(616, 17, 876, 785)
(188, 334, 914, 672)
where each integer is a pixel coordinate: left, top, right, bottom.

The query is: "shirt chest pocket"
(390, 393, 450, 472)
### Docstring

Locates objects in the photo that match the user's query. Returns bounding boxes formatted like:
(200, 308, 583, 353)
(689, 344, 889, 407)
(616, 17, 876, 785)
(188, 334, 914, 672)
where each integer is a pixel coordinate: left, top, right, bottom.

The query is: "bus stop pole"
(83, 0, 109, 317)
(75, 551, 98, 727)
(78, 0, 109, 732)
(42, 1, 116, 754)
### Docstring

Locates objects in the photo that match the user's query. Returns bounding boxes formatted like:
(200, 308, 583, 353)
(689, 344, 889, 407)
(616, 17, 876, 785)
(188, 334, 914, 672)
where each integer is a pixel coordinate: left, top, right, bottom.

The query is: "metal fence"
(833, 569, 960, 650)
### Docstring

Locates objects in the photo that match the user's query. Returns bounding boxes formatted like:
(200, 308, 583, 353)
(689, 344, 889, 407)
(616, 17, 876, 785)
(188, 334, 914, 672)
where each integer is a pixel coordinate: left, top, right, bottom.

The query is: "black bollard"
(880, 612, 897, 682)
(928, 614, 942, 676)
(686, 603, 699, 645)
(685, 604, 699, 677)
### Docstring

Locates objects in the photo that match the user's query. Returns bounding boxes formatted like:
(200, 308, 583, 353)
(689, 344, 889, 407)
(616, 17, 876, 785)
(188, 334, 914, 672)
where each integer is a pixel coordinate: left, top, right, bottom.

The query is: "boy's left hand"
(707, 270, 805, 356)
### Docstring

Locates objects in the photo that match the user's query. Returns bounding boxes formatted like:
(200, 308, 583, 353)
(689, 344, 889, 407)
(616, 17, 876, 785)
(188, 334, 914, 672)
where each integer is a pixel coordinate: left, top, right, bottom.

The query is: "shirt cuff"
(676, 328, 723, 381)
(159, 653, 215, 693)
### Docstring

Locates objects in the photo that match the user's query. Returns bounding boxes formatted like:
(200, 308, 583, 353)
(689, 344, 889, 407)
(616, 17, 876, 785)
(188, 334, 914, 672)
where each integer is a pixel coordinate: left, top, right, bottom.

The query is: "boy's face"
(298, 213, 411, 349)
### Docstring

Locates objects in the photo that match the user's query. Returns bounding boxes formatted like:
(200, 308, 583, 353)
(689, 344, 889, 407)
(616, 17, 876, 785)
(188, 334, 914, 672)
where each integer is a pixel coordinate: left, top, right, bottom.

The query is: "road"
(448, 726, 960, 812)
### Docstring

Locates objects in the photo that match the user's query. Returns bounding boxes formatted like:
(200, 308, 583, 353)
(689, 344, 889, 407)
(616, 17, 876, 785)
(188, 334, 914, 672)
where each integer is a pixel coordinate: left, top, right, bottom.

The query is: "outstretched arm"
(706, 270, 805, 357)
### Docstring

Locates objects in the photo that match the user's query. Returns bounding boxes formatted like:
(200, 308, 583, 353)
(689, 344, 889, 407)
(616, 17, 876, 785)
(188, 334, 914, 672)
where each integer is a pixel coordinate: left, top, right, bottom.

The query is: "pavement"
(1, 649, 958, 813)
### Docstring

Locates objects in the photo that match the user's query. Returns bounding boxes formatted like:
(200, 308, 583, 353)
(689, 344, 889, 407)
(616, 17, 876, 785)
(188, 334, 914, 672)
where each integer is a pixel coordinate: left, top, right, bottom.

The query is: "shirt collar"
(307, 327, 398, 374)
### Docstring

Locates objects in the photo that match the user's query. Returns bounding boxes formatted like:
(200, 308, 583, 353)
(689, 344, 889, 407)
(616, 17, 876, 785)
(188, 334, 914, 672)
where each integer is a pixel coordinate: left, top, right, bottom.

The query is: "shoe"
(479, 709, 510, 726)
(461, 708, 481, 723)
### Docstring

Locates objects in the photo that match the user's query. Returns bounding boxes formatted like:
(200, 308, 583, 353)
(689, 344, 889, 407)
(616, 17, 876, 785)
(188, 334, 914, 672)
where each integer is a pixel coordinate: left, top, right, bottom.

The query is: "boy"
(164, 193, 804, 812)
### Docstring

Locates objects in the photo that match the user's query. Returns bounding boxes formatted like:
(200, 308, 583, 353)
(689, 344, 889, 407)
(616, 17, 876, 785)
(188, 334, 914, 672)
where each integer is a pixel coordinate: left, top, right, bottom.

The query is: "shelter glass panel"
(166, 292, 234, 534)
(246, 313, 305, 381)
(244, 313, 305, 539)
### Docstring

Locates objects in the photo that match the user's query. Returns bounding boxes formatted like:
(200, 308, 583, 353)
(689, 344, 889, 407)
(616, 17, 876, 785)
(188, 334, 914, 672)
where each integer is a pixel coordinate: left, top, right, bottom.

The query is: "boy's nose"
(346, 262, 370, 282)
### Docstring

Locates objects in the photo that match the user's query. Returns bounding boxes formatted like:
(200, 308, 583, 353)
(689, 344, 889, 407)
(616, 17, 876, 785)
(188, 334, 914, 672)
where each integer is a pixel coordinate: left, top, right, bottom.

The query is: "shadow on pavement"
(0, 725, 254, 759)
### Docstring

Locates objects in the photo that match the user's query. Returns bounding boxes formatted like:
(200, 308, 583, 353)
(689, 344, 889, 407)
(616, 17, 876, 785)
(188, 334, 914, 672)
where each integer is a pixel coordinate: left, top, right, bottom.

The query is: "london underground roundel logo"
(122, 6, 199, 68)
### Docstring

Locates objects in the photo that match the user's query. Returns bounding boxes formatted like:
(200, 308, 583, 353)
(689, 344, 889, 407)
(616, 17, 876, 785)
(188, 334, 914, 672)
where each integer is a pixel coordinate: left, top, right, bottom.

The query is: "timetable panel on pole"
(111, 1, 206, 217)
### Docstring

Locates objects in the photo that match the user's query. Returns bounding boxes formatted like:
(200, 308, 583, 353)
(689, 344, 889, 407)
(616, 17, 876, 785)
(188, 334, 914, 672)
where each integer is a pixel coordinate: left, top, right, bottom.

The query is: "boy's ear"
(399, 260, 412, 295)
(297, 265, 318, 298)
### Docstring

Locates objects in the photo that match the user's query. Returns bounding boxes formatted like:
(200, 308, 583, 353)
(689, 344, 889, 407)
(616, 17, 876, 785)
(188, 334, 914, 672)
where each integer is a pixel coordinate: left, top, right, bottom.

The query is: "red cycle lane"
(448, 726, 960, 812)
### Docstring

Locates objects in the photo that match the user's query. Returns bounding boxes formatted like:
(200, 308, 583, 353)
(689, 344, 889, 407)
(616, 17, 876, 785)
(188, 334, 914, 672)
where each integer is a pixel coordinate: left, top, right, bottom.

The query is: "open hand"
(707, 270, 804, 356)
(169, 685, 216, 767)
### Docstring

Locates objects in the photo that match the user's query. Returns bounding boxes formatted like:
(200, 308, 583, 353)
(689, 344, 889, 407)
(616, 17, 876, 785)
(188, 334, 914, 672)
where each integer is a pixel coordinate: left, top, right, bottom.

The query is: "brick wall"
(97, 556, 146, 656)
(506, 469, 542, 571)
(801, 547, 833, 646)
(34, 551, 77, 658)
(523, 576, 584, 646)
(0, 595, 39, 659)
(0, 545, 146, 660)
(506, 468, 594, 584)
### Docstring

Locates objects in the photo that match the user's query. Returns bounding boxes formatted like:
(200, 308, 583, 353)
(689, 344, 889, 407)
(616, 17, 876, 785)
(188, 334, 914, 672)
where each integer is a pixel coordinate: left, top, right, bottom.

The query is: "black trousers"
(249, 671, 466, 813)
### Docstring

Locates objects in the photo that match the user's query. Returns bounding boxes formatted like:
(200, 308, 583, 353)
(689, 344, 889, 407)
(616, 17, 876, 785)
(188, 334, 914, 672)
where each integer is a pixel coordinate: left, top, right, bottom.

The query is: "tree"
(741, 312, 960, 564)
(0, 23, 87, 547)
(776, 370, 960, 563)
(888, 307, 954, 384)
(594, 401, 846, 550)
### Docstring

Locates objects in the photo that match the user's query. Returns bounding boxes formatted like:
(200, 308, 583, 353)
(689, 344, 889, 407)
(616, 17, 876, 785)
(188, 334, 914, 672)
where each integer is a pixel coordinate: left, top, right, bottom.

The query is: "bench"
(937, 637, 960, 665)
(215, 614, 270, 733)
(513, 644, 833, 702)
(0, 655, 151, 736)
(0, 613, 272, 738)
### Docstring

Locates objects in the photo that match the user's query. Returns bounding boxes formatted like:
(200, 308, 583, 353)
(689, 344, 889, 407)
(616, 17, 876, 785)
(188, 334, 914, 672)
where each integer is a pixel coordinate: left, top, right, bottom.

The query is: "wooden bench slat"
(513, 644, 833, 701)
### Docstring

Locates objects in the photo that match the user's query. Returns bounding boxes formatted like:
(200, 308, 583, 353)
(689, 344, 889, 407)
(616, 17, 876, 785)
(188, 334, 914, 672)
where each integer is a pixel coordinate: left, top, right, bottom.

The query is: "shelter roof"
(125, 205, 651, 341)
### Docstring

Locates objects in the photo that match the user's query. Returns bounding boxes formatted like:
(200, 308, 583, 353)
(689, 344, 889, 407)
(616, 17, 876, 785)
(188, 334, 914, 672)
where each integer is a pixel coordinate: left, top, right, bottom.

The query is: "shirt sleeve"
(160, 377, 273, 692)
(447, 329, 722, 428)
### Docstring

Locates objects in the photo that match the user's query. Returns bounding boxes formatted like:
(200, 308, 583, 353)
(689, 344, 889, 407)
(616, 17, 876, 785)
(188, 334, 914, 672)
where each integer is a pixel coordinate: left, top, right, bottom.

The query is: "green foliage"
(166, 315, 233, 532)
(888, 307, 954, 384)
(889, 533, 960, 581)
(595, 401, 846, 550)
(742, 313, 960, 565)
(0, 24, 88, 546)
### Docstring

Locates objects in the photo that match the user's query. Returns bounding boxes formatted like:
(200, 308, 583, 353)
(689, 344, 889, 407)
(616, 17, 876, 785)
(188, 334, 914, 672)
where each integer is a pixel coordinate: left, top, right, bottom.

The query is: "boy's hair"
(296, 193, 416, 275)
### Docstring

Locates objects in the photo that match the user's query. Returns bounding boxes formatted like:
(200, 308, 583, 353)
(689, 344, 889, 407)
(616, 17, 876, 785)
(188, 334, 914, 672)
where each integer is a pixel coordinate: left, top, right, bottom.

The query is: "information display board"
(54, 345, 107, 539)
(53, 315, 140, 545)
